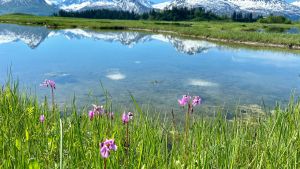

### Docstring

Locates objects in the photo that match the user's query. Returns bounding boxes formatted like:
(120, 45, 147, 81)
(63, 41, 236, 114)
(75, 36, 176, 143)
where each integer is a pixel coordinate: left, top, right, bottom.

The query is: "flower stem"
(184, 104, 191, 164)
(59, 118, 63, 169)
(126, 123, 129, 168)
(126, 123, 129, 150)
(51, 88, 55, 113)
(104, 158, 107, 169)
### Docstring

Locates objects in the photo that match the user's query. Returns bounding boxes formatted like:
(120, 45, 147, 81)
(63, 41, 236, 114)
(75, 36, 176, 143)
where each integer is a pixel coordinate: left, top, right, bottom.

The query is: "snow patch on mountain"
(2, 0, 300, 18)
(229, 0, 300, 14)
(164, 0, 240, 15)
(229, 0, 284, 11)
(158, 0, 300, 19)
(44, 0, 58, 5)
(152, 1, 171, 10)
(44, 0, 152, 13)
(61, 2, 94, 11)
(0, 0, 58, 15)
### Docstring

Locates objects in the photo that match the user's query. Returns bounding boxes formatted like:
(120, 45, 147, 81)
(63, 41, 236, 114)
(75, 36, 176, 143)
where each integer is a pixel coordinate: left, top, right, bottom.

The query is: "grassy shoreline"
(1, 14, 300, 50)
(1, 79, 300, 168)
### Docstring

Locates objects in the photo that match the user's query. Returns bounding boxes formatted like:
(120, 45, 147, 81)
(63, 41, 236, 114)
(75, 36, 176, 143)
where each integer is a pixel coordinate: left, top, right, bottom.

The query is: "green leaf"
(29, 161, 40, 169)
(129, 92, 143, 115)
(15, 139, 21, 151)
(137, 141, 144, 169)
(25, 129, 29, 141)
(26, 106, 34, 116)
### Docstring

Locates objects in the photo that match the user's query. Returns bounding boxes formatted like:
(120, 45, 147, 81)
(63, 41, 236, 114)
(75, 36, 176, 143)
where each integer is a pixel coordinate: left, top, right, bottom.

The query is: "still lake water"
(0, 23, 300, 114)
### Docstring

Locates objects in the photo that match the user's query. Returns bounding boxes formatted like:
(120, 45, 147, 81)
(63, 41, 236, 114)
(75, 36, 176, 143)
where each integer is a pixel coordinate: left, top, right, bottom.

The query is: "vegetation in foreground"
(0, 14, 300, 49)
(1, 78, 300, 168)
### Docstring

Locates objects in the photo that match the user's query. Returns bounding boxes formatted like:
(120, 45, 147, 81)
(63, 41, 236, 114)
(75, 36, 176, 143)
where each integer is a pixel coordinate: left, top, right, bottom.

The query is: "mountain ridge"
(0, 0, 57, 15)
(0, 0, 300, 20)
(46, 0, 152, 13)
(154, 0, 300, 19)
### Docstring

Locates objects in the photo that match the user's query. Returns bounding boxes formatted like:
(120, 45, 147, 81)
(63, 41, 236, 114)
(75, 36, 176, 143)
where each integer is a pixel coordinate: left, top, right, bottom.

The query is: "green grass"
(1, 79, 300, 168)
(1, 14, 300, 49)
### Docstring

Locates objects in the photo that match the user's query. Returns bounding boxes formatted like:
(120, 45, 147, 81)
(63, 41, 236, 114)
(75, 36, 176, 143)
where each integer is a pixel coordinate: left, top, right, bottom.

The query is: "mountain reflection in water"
(0, 24, 216, 55)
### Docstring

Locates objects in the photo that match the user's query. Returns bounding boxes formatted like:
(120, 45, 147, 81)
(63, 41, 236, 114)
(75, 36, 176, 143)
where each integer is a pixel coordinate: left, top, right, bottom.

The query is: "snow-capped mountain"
(228, 0, 300, 19)
(0, 0, 152, 14)
(166, 0, 240, 15)
(1, 0, 300, 18)
(0, 0, 57, 15)
(154, 0, 300, 20)
(45, 0, 152, 13)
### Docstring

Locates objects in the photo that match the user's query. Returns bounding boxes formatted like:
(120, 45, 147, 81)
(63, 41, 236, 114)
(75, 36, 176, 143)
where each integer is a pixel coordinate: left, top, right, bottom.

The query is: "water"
(256, 27, 300, 34)
(286, 27, 300, 34)
(0, 24, 300, 114)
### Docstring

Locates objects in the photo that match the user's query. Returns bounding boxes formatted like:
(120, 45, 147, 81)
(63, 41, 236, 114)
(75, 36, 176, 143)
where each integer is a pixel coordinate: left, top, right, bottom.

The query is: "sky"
(152, 0, 297, 4)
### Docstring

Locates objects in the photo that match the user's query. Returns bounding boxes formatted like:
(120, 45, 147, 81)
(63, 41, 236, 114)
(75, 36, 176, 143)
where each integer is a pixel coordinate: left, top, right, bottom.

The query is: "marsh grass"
(0, 80, 300, 168)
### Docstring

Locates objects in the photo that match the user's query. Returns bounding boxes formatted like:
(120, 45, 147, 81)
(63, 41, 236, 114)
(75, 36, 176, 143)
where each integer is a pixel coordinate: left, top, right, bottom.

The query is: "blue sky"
(152, 0, 297, 4)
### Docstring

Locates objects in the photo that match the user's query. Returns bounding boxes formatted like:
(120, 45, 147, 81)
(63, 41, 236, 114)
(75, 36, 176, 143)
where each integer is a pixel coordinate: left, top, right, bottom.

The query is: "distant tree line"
(55, 9, 140, 20)
(55, 8, 292, 23)
(231, 11, 262, 22)
(231, 11, 292, 24)
(54, 7, 226, 21)
(258, 15, 292, 24)
(141, 7, 225, 21)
